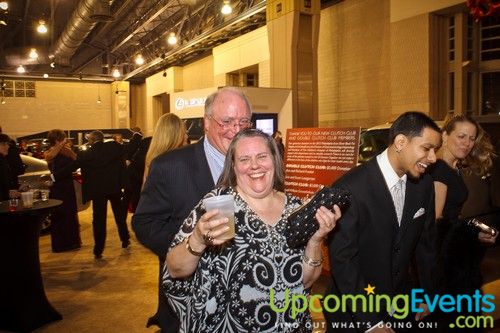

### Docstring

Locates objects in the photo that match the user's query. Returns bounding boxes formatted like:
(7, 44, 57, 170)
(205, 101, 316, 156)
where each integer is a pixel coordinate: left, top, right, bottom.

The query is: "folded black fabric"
(285, 186, 351, 248)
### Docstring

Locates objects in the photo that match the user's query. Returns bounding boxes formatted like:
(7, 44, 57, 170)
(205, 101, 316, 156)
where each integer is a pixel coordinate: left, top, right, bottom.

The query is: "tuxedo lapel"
(396, 178, 421, 242)
(191, 138, 215, 195)
(366, 160, 400, 228)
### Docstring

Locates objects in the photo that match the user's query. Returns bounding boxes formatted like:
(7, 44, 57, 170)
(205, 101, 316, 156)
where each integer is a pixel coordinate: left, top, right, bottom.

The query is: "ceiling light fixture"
(112, 68, 121, 78)
(17, 65, 26, 73)
(221, 0, 232, 15)
(0, 1, 8, 10)
(43, 73, 49, 78)
(50, 62, 55, 68)
(0, 20, 6, 26)
(37, 20, 48, 34)
(167, 32, 177, 45)
(135, 54, 144, 65)
(29, 48, 38, 59)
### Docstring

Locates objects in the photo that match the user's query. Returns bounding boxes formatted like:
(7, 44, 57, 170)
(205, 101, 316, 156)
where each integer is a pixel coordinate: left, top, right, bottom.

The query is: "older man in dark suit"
(132, 87, 252, 332)
(79, 130, 130, 259)
(325, 112, 442, 333)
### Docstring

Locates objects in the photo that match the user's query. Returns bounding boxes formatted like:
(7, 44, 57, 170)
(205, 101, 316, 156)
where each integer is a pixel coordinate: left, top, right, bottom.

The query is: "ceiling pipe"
(50, 0, 104, 66)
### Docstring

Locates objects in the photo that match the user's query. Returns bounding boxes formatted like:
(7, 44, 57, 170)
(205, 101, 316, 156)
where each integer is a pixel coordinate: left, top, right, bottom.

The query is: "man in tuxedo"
(325, 112, 442, 333)
(132, 87, 252, 332)
(78, 130, 130, 259)
(122, 127, 144, 214)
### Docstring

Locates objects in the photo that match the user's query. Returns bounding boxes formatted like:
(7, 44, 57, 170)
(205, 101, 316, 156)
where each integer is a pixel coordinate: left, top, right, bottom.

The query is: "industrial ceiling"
(0, 0, 267, 82)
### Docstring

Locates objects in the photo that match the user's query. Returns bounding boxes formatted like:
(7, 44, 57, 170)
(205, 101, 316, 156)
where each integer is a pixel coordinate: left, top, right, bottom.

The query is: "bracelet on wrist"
(185, 236, 204, 257)
(302, 253, 323, 267)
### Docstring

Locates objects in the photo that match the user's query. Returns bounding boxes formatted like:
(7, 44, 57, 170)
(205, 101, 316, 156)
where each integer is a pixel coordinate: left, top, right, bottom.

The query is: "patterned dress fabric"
(162, 187, 312, 333)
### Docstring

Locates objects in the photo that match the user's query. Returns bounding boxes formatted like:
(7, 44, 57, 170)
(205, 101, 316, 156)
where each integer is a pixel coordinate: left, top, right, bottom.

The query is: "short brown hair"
(47, 129, 66, 146)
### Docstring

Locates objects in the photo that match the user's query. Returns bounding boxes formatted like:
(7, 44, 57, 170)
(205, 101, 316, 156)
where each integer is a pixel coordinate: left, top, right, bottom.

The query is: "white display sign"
(175, 97, 207, 111)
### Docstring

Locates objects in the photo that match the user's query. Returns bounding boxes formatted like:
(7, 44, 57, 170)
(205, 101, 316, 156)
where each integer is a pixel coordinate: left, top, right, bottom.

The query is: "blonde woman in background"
(138, 113, 187, 328)
(143, 113, 188, 183)
(429, 115, 497, 332)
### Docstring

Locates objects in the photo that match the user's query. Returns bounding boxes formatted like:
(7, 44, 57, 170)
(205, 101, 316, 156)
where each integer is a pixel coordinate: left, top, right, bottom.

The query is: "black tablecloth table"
(0, 199, 63, 332)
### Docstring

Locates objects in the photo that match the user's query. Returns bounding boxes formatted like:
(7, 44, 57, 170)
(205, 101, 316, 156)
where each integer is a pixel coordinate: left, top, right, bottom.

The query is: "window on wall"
(444, 13, 500, 116)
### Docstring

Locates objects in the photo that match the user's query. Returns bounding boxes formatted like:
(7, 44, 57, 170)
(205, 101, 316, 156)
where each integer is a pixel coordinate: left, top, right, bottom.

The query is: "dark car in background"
(358, 121, 444, 163)
(25, 138, 50, 159)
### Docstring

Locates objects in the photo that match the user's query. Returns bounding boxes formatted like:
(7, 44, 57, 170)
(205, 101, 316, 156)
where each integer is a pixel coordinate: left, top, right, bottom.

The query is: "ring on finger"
(203, 230, 214, 245)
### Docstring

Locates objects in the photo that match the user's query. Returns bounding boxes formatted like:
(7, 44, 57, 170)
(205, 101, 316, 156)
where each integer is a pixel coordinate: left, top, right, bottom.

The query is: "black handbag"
(285, 185, 351, 248)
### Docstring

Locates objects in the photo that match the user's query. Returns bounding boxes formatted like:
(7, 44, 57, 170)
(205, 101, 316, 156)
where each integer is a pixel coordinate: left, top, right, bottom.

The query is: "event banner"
(284, 127, 360, 198)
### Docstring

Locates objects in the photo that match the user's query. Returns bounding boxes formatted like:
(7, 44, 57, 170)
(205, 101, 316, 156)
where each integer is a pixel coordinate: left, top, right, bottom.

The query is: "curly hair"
(442, 115, 496, 176)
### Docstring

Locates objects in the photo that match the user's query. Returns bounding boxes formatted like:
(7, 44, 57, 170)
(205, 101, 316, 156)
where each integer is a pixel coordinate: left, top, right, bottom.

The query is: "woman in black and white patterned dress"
(163, 129, 342, 333)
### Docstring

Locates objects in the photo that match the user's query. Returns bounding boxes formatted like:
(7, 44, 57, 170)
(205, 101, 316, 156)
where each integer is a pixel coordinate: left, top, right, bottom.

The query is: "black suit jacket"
(77, 141, 126, 203)
(326, 157, 436, 331)
(132, 138, 214, 257)
(126, 132, 143, 161)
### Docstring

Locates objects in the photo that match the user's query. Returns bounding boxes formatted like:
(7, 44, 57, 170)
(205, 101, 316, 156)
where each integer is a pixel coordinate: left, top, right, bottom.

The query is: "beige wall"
(213, 26, 270, 88)
(182, 56, 214, 90)
(390, 0, 463, 22)
(390, 14, 431, 117)
(0, 80, 113, 138)
(318, 0, 392, 128)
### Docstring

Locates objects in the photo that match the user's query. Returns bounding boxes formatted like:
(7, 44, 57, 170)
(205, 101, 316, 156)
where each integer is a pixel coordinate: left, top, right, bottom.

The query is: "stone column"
(267, 0, 320, 127)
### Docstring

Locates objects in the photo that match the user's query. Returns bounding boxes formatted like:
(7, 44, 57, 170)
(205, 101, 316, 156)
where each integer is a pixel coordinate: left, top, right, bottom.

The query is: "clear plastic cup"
(40, 189, 50, 201)
(21, 191, 34, 208)
(202, 195, 235, 240)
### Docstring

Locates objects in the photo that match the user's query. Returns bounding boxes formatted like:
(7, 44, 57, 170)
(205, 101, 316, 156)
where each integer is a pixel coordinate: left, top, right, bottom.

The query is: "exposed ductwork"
(51, 0, 111, 66)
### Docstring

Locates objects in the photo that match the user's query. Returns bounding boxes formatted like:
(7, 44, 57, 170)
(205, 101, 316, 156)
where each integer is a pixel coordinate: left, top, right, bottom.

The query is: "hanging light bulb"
(167, 32, 177, 45)
(50, 62, 55, 68)
(221, 0, 232, 15)
(37, 20, 48, 34)
(112, 68, 121, 78)
(135, 54, 144, 65)
(0, 1, 8, 10)
(29, 48, 38, 59)
(17, 65, 26, 73)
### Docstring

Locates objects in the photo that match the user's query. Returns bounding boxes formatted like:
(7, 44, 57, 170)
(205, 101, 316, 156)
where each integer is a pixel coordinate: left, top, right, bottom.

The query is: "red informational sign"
(284, 127, 360, 198)
(284, 127, 361, 275)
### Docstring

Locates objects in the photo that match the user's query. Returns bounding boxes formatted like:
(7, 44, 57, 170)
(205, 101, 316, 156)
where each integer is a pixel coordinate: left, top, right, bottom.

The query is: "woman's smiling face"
(234, 136, 275, 199)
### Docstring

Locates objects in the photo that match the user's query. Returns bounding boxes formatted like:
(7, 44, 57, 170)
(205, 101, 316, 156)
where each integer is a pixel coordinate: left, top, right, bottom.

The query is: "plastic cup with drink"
(202, 195, 236, 241)
(21, 191, 34, 208)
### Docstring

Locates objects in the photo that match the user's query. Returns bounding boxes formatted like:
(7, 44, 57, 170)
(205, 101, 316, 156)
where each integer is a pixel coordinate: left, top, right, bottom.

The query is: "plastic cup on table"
(21, 191, 34, 208)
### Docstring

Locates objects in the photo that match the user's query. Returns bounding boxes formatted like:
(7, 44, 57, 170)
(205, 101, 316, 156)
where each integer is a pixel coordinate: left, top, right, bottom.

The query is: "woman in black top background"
(430, 115, 497, 332)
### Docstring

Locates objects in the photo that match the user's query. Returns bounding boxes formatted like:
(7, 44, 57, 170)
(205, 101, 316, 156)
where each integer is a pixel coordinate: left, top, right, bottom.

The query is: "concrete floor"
(35, 207, 160, 333)
(2, 205, 499, 332)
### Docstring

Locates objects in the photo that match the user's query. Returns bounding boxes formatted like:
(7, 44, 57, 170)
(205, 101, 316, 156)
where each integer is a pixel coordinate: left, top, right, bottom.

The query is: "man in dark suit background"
(132, 87, 252, 332)
(325, 112, 442, 333)
(79, 130, 130, 259)
(0, 126, 24, 188)
(123, 127, 144, 214)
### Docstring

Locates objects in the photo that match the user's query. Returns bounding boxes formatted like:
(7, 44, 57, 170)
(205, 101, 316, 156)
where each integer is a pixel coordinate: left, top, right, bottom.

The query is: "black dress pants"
(91, 191, 130, 256)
